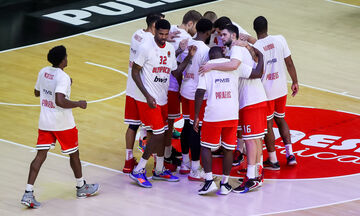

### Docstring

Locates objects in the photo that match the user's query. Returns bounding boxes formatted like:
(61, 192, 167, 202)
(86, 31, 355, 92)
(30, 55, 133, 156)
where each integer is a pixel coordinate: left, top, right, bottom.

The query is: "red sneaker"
(123, 157, 138, 173)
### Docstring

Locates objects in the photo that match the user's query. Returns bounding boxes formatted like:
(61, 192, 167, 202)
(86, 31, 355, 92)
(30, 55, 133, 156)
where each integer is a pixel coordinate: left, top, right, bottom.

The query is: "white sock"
(182, 153, 190, 164)
(246, 165, 256, 179)
(221, 175, 229, 184)
(192, 160, 200, 171)
(126, 149, 133, 160)
(285, 144, 293, 158)
(134, 157, 148, 172)
(164, 146, 172, 158)
(25, 184, 34, 192)
(268, 151, 278, 163)
(260, 155, 263, 165)
(76, 177, 85, 188)
(236, 138, 245, 153)
(140, 127, 147, 139)
(155, 156, 164, 173)
(205, 172, 213, 181)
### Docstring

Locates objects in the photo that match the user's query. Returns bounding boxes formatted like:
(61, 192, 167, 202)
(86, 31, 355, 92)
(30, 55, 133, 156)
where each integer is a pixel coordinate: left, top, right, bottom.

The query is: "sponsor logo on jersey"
(154, 76, 168, 83)
(263, 43, 275, 51)
(215, 91, 231, 99)
(44, 72, 54, 80)
(215, 78, 230, 84)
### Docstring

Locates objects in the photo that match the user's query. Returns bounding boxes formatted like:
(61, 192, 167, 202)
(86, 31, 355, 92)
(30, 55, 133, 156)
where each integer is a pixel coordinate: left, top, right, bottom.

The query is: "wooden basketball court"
(1, 0, 359, 215)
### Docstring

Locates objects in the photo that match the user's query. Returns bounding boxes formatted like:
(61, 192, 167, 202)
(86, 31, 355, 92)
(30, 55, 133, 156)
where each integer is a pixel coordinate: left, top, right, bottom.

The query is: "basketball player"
(123, 13, 163, 173)
(129, 19, 197, 188)
(167, 10, 202, 171)
(178, 18, 213, 179)
(195, 43, 264, 195)
(198, 25, 266, 193)
(253, 16, 299, 169)
(209, 16, 256, 48)
(21, 46, 99, 208)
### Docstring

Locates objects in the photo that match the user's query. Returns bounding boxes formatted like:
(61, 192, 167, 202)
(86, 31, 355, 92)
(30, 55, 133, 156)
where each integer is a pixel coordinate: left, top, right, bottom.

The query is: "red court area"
(172, 107, 360, 179)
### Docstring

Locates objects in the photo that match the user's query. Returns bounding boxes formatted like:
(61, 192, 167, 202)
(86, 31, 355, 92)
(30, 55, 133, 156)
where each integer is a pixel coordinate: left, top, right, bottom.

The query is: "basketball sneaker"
(164, 152, 182, 172)
(232, 150, 244, 166)
(21, 191, 41, 208)
(188, 167, 205, 181)
(233, 176, 260, 193)
(122, 157, 138, 173)
(130, 168, 152, 188)
(76, 181, 100, 198)
(263, 158, 280, 170)
(287, 155, 297, 165)
(179, 161, 191, 174)
(219, 182, 232, 195)
(198, 180, 218, 195)
(153, 168, 180, 182)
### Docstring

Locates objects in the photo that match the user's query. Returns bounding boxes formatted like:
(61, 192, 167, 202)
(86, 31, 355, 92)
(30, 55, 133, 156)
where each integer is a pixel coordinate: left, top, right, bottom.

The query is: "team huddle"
(21, 10, 299, 208)
(123, 10, 299, 195)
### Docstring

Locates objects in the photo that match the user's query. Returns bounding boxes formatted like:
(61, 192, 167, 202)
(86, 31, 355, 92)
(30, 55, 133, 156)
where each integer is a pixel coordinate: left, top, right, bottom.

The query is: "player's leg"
(123, 96, 142, 173)
(21, 130, 54, 208)
(180, 97, 191, 174)
(198, 122, 220, 195)
(220, 125, 237, 195)
(188, 99, 206, 181)
(263, 100, 280, 170)
(273, 95, 297, 165)
(57, 127, 99, 198)
(164, 91, 182, 171)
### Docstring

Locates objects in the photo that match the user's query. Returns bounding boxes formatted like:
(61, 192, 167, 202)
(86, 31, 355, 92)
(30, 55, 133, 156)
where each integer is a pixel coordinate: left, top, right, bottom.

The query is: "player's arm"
(238, 33, 257, 44)
(171, 45, 197, 85)
(131, 63, 156, 108)
(34, 89, 40, 97)
(193, 88, 206, 133)
(175, 39, 189, 57)
(55, 93, 87, 109)
(248, 48, 264, 79)
(285, 55, 299, 97)
(200, 58, 241, 74)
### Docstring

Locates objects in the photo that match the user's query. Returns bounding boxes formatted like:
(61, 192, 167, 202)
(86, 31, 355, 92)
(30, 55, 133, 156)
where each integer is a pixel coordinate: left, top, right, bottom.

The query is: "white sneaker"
(198, 180, 218, 195)
(188, 167, 205, 181)
(179, 161, 191, 174)
(219, 182, 232, 195)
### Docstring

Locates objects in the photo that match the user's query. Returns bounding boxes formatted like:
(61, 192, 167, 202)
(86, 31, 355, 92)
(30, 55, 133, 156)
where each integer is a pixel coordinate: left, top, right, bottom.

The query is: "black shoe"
(233, 177, 260, 193)
(263, 158, 280, 170)
(198, 180, 217, 195)
(232, 150, 244, 166)
(219, 182, 232, 195)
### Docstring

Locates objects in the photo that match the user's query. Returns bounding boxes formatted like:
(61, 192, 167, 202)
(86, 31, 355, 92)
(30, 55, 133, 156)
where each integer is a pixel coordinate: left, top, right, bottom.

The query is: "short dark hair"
(182, 10, 202, 24)
(146, 13, 163, 27)
(155, 19, 171, 30)
(47, 45, 66, 66)
(196, 18, 213, 33)
(224, 24, 239, 39)
(214, 16, 232, 30)
(253, 16, 268, 34)
(203, 11, 217, 23)
(209, 46, 224, 60)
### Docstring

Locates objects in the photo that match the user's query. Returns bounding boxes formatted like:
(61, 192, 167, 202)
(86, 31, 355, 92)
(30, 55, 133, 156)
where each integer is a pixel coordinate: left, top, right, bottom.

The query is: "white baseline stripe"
(257, 197, 360, 216)
(287, 81, 360, 100)
(325, 0, 360, 8)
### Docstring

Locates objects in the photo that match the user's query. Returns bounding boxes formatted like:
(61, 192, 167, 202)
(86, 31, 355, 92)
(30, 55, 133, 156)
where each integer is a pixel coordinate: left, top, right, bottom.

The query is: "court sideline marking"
(326, 0, 360, 8)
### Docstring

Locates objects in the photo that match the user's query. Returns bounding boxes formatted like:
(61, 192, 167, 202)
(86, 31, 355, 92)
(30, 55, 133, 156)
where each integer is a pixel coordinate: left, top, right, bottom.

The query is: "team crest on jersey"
(167, 51, 171, 57)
